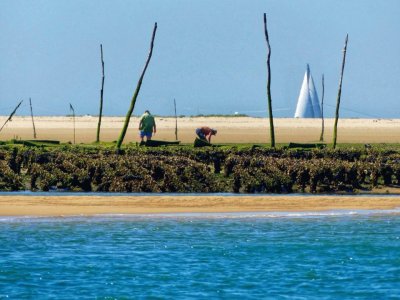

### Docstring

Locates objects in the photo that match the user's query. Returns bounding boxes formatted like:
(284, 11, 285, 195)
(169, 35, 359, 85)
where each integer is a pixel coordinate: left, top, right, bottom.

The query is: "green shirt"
(140, 113, 155, 133)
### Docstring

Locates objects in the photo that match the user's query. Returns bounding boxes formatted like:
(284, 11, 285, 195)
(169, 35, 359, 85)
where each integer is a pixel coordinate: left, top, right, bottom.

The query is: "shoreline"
(1, 195, 400, 216)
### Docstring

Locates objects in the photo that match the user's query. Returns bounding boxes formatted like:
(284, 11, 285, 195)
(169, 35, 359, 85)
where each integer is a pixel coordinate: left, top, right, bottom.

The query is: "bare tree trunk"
(174, 98, 178, 141)
(319, 74, 325, 142)
(333, 34, 349, 149)
(69, 103, 76, 144)
(29, 98, 37, 139)
(0, 100, 23, 133)
(116, 23, 157, 150)
(263, 13, 275, 148)
(96, 44, 105, 143)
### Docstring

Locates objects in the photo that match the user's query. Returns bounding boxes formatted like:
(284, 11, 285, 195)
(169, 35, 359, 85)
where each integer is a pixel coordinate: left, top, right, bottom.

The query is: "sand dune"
(0, 116, 399, 144)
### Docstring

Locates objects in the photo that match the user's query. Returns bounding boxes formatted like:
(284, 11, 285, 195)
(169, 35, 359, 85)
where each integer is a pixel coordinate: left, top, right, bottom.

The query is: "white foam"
(1, 208, 400, 222)
(98, 208, 400, 219)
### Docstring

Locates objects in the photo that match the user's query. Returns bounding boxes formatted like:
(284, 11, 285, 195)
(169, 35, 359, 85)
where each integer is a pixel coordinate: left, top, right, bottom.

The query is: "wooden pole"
(263, 13, 275, 148)
(0, 100, 23, 133)
(96, 44, 105, 143)
(29, 98, 37, 139)
(333, 34, 349, 149)
(174, 98, 178, 141)
(116, 22, 157, 150)
(69, 103, 76, 144)
(319, 74, 325, 142)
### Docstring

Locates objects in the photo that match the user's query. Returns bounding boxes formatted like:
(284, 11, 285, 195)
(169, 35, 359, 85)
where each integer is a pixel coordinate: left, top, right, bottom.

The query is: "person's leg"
(145, 132, 153, 141)
(139, 131, 145, 142)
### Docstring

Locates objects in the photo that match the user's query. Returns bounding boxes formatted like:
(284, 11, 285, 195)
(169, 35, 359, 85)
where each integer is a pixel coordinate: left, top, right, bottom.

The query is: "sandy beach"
(1, 116, 399, 144)
(0, 195, 399, 216)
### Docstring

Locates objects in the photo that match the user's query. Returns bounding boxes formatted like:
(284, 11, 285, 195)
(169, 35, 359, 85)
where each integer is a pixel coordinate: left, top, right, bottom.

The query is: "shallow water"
(1, 213, 400, 299)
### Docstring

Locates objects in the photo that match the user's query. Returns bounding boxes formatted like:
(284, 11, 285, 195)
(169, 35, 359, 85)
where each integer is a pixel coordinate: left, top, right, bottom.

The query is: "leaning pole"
(29, 98, 37, 139)
(96, 44, 105, 143)
(116, 22, 157, 150)
(174, 98, 178, 141)
(333, 34, 349, 149)
(319, 74, 325, 142)
(263, 13, 275, 148)
(0, 100, 23, 133)
(69, 103, 76, 144)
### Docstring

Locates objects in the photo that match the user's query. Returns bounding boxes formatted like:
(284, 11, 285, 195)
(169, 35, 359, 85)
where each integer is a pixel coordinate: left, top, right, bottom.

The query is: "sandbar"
(1, 195, 400, 216)
(1, 116, 399, 144)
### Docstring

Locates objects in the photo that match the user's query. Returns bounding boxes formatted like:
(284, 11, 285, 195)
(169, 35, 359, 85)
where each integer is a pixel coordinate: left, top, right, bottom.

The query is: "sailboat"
(294, 64, 321, 118)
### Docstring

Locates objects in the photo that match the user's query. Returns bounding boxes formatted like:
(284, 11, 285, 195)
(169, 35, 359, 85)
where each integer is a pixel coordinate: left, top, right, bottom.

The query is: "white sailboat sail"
(294, 65, 321, 118)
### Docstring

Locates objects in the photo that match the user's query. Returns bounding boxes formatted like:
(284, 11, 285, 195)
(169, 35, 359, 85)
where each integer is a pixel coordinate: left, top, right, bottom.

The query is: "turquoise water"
(1, 212, 400, 299)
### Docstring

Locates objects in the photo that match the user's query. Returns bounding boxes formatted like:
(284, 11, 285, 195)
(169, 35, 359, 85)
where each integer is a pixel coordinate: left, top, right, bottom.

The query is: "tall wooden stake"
(96, 44, 105, 143)
(0, 100, 23, 133)
(319, 74, 325, 142)
(333, 34, 348, 149)
(116, 22, 157, 150)
(174, 98, 178, 141)
(29, 98, 37, 139)
(69, 103, 76, 144)
(263, 13, 275, 148)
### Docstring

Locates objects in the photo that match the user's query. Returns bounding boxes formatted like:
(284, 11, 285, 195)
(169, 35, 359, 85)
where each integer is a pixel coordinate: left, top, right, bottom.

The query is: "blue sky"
(0, 0, 399, 117)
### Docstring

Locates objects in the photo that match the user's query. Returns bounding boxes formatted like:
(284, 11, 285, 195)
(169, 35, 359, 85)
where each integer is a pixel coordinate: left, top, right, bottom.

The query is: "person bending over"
(196, 126, 217, 143)
(139, 110, 156, 142)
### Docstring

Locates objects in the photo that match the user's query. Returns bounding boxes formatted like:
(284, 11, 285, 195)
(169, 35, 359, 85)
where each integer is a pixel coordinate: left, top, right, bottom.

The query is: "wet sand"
(1, 116, 400, 144)
(1, 195, 400, 216)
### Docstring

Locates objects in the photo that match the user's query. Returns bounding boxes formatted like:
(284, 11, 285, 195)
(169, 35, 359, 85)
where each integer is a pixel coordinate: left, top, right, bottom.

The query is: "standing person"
(138, 110, 156, 142)
(195, 126, 217, 143)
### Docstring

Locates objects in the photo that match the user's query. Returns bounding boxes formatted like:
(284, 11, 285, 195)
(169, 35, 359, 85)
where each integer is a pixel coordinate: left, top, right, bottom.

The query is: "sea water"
(0, 211, 399, 299)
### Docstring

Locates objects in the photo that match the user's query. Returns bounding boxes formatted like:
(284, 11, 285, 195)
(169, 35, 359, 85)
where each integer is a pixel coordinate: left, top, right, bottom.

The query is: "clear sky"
(0, 0, 399, 117)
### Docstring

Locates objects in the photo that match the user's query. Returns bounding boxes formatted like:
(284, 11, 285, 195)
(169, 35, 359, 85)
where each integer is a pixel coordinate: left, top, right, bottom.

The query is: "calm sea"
(1, 211, 399, 299)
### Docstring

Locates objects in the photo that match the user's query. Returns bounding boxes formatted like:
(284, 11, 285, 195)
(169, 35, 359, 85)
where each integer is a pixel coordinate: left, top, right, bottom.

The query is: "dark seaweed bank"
(0, 145, 400, 193)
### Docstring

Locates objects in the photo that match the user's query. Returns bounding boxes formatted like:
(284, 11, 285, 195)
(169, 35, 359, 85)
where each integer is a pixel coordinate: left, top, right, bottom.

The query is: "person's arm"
(153, 121, 157, 133)
(138, 118, 143, 130)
